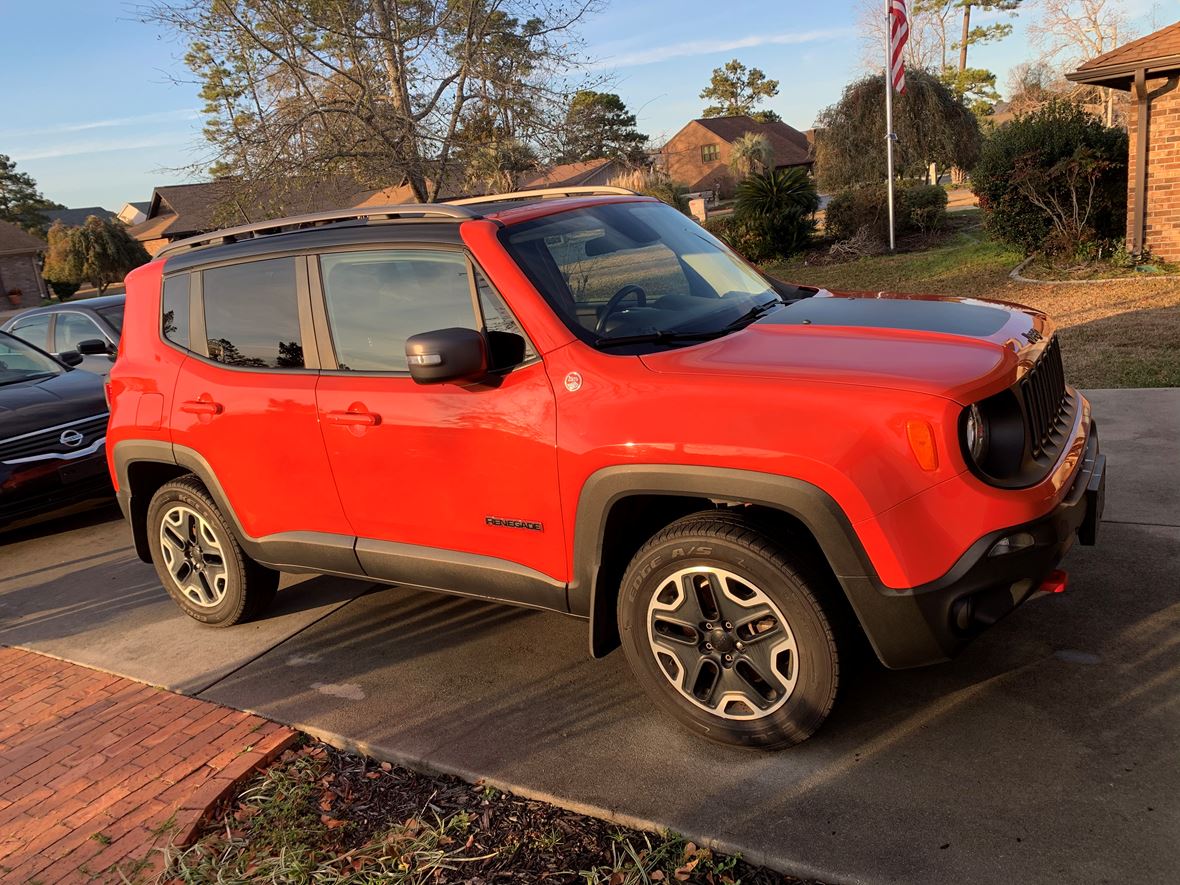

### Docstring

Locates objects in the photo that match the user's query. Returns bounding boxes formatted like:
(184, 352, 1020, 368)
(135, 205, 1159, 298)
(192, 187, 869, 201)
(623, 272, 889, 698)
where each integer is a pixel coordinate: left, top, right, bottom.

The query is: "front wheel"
(147, 476, 279, 626)
(618, 512, 845, 748)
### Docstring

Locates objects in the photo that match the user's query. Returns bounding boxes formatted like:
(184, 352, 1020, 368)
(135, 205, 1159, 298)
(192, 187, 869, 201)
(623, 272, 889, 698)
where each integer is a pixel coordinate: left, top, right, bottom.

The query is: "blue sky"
(0, 0, 1170, 209)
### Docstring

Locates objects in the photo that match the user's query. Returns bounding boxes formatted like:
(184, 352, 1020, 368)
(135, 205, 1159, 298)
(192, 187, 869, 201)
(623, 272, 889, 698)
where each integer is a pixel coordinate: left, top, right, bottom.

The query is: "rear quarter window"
(162, 275, 190, 349)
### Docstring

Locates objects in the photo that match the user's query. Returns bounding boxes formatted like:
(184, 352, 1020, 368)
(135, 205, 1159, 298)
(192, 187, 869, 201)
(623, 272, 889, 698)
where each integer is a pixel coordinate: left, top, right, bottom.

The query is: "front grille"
(0, 414, 108, 463)
(1020, 336, 1068, 460)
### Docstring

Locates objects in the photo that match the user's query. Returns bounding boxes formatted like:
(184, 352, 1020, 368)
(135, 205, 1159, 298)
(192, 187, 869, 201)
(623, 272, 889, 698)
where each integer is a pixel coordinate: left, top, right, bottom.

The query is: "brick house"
(1068, 21, 1180, 260)
(660, 115, 813, 199)
(0, 221, 49, 309)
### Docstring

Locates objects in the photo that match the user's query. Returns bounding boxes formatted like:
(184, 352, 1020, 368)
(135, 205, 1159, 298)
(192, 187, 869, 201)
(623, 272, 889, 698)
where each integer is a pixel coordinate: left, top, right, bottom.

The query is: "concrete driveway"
(3, 388, 1177, 885)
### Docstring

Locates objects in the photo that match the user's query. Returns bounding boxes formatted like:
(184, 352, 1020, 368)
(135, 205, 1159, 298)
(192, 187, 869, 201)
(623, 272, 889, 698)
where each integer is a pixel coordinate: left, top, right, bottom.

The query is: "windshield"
(97, 304, 124, 336)
(502, 202, 780, 347)
(0, 331, 63, 385)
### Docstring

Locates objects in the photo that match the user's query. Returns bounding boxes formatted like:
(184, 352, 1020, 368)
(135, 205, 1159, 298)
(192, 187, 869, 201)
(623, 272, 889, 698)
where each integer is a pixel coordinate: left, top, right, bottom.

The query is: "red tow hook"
(1039, 569, 1069, 594)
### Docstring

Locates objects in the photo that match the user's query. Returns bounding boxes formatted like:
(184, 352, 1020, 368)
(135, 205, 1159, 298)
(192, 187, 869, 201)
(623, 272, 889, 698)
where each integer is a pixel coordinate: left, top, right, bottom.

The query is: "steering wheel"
(596, 284, 648, 334)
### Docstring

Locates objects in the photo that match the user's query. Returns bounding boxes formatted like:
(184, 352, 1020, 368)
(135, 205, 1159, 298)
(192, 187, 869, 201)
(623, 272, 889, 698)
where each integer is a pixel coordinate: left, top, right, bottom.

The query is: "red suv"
(107, 188, 1104, 748)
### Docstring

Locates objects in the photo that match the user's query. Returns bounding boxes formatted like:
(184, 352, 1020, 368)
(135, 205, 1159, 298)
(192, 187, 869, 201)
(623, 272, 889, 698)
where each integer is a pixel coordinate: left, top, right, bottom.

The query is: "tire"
(618, 510, 845, 749)
(146, 476, 279, 626)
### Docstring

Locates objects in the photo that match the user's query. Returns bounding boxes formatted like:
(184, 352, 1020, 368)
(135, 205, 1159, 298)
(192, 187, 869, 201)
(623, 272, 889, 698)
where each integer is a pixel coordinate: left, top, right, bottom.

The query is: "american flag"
(889, 0, 909, 93)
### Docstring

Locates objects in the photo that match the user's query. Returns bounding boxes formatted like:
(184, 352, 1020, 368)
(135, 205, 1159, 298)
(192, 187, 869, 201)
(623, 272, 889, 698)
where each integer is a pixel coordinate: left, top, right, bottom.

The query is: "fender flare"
(569, 465, 957, 668)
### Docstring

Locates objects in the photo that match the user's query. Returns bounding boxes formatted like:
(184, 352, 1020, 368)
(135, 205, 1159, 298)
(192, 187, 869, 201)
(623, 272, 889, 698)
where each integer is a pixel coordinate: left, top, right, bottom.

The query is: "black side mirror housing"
(405, 327, 488, 385)
(59, 350, 84, 367)
(77, 338, 113, 356)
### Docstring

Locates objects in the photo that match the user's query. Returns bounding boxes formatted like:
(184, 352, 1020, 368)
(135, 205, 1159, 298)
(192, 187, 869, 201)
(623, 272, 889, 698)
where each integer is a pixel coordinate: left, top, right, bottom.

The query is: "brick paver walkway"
(0, 647, 297, 884)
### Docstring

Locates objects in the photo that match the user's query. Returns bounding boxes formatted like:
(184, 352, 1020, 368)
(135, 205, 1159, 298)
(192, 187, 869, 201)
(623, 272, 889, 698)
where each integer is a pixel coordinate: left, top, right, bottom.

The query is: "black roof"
(45, 207, 116, 227)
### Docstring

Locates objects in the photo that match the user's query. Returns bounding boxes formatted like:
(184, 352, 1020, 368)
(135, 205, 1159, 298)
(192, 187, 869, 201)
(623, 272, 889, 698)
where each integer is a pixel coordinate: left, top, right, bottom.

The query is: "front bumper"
(0, 447, 114, 528)
(845, 421, 1105, 668)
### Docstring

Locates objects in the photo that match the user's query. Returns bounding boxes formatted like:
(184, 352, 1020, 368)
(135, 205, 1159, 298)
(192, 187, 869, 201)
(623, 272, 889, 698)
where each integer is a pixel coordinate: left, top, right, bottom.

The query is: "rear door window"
(202, 258, 304, 369)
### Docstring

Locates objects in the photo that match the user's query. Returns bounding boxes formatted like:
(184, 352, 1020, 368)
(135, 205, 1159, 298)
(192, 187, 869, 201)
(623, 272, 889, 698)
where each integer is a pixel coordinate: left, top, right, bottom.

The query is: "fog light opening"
(988, 531, 1036, 557)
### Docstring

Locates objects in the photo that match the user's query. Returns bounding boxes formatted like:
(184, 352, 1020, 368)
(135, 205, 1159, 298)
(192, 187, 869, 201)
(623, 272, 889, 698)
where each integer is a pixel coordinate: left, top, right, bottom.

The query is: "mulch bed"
(181, 739, 815, 884)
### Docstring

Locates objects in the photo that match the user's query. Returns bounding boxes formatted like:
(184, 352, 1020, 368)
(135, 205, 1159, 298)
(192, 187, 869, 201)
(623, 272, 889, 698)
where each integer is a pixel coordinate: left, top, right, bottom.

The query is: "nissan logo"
(59, 429, 85, 448)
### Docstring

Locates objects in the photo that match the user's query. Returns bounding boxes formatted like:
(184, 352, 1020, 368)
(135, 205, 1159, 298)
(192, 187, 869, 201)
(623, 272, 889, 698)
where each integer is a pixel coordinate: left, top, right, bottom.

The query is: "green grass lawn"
(762, 223, 1180, 389)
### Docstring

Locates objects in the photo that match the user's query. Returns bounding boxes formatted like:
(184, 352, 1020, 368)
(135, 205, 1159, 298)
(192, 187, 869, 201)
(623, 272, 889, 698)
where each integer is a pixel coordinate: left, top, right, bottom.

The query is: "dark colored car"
(2, 294, 124, 376)
(0, 330, 111, 529)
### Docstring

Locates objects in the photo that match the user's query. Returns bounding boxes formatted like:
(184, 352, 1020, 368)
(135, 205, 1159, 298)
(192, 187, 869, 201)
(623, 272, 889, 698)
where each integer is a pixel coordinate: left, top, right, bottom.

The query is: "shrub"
(43, 215, 150, 295)
(905, 184, 949, 234)
(972, 101, 1127, 255)
(824, 182, 947, 241)
(49, 280, 81, 301)
(709, 168, 819, 261)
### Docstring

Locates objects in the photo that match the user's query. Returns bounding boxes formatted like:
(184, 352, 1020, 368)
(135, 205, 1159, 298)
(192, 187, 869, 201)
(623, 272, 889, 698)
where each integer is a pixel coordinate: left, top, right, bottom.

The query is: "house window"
(701, 144, 720, 163)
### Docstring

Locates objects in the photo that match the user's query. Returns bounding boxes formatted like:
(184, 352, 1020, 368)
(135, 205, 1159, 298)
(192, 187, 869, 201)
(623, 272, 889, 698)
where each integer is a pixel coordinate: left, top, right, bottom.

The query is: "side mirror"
(405, 327, 488, 385)
(59, 350, 84, 367)
(77, 338, 113, 356)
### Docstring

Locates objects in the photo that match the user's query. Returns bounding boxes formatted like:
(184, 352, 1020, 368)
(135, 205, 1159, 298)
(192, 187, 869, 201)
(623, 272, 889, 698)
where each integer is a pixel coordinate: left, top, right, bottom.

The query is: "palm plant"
(732, 167, 821, 258)
(728, 132, 774, 178)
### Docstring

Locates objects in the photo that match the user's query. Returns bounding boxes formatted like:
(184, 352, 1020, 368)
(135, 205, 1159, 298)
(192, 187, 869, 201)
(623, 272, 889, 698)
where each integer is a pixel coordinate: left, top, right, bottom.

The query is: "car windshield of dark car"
(502, 202, 780, 346)
(0, 333, 62, 385)
(97, 305, 124, 335)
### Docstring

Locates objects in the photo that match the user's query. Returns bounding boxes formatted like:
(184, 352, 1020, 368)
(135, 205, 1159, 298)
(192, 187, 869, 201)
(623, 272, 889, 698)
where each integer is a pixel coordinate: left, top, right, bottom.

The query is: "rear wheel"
(147, 476, 278, 626)
(618, 511, 844, 748)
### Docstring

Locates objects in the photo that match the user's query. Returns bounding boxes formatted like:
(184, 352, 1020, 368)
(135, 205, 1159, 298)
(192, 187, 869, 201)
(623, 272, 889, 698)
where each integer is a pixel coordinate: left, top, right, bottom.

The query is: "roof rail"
(156, 203, 479, 258)
(448, 186, 638, 206)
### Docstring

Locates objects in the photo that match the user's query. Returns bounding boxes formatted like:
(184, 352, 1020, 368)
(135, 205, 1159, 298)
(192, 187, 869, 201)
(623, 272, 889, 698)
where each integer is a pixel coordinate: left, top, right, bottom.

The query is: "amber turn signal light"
(906, 420, 939, 471)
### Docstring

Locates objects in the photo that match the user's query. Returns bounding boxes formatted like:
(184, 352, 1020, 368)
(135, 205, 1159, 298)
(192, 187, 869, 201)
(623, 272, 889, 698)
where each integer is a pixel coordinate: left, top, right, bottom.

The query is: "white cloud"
(591, 28, 855, 70)
(16, 134, 193, 161)
(0, 108, 200, 140)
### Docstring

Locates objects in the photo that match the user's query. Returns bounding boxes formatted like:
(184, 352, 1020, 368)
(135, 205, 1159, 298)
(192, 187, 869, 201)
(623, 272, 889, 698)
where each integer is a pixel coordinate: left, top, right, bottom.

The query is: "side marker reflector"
(906, 420, 939, 471)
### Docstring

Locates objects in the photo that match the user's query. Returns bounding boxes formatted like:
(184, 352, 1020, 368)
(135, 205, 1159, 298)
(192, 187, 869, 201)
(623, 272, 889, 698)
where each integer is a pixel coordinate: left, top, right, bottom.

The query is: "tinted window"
(10, 313, 50, 350)
(320, 250, 477, 372)
(97, 304, 124, 336)
(203, 258, 303, 369)
(162, 275, 190, 349)
(54, 313, 104, 353)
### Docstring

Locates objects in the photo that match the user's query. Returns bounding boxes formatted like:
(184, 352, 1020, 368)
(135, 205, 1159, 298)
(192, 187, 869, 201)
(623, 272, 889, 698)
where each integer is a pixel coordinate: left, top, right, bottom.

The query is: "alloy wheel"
(646, 566, 799, 720)
(158, 504, 229, 608)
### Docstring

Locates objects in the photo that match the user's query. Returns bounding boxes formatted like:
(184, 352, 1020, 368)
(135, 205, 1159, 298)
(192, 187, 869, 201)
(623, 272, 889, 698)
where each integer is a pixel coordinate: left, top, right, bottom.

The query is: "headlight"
(964, 403, 988, 464)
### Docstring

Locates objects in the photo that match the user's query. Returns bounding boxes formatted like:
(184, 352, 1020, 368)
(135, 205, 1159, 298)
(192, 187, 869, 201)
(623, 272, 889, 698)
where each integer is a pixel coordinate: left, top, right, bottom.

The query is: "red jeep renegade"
(107, 188, 1105, 748)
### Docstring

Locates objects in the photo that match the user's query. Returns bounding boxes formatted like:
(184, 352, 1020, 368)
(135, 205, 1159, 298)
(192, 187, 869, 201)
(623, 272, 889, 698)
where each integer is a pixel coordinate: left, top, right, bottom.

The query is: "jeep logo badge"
(59, 429, 84, 447)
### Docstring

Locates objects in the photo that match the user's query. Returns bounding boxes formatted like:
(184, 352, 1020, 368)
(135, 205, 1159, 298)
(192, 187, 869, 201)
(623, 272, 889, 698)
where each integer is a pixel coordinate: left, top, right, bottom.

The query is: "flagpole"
(884, 0, 897, 252)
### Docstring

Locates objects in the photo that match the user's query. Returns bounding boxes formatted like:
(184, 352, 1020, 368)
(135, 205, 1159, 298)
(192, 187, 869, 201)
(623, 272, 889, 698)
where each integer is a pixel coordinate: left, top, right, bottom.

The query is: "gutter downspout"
(1133, 67, 1149, 256)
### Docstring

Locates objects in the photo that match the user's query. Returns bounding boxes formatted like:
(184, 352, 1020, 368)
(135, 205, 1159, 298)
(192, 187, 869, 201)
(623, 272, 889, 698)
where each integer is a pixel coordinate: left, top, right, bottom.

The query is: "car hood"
(0, 369, 108, 441)
(640, 290, 1052, 403)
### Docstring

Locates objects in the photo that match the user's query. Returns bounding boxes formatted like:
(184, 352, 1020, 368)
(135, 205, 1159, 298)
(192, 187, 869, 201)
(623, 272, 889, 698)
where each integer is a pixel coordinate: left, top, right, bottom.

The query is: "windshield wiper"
(594, 329, 728, 349)
(721, 299, 783, 331)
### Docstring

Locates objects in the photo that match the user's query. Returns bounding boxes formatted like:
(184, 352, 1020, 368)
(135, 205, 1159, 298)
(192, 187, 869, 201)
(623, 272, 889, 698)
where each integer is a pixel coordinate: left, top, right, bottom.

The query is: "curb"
(1009, 255, 1180, 285)
(172, 726, 301, 845)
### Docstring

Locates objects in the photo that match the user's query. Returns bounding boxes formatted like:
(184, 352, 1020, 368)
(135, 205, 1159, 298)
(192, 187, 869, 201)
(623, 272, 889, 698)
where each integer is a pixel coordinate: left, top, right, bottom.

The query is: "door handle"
(180, 399, 223, 416)
(325, 409, 380, 427)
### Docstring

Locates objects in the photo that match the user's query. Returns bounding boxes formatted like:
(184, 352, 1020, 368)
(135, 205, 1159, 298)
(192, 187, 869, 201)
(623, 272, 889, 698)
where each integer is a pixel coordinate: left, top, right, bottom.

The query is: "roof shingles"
(0, 221, 46, 256)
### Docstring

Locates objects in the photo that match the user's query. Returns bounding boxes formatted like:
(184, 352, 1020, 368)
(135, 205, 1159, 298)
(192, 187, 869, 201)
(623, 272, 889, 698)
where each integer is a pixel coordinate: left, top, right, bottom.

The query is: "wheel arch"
(571, 466, 880, 659)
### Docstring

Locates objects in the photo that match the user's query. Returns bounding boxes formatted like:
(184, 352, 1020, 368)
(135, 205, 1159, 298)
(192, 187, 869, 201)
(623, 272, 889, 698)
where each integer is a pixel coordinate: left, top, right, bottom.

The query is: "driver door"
(313, 247, 568, 600)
